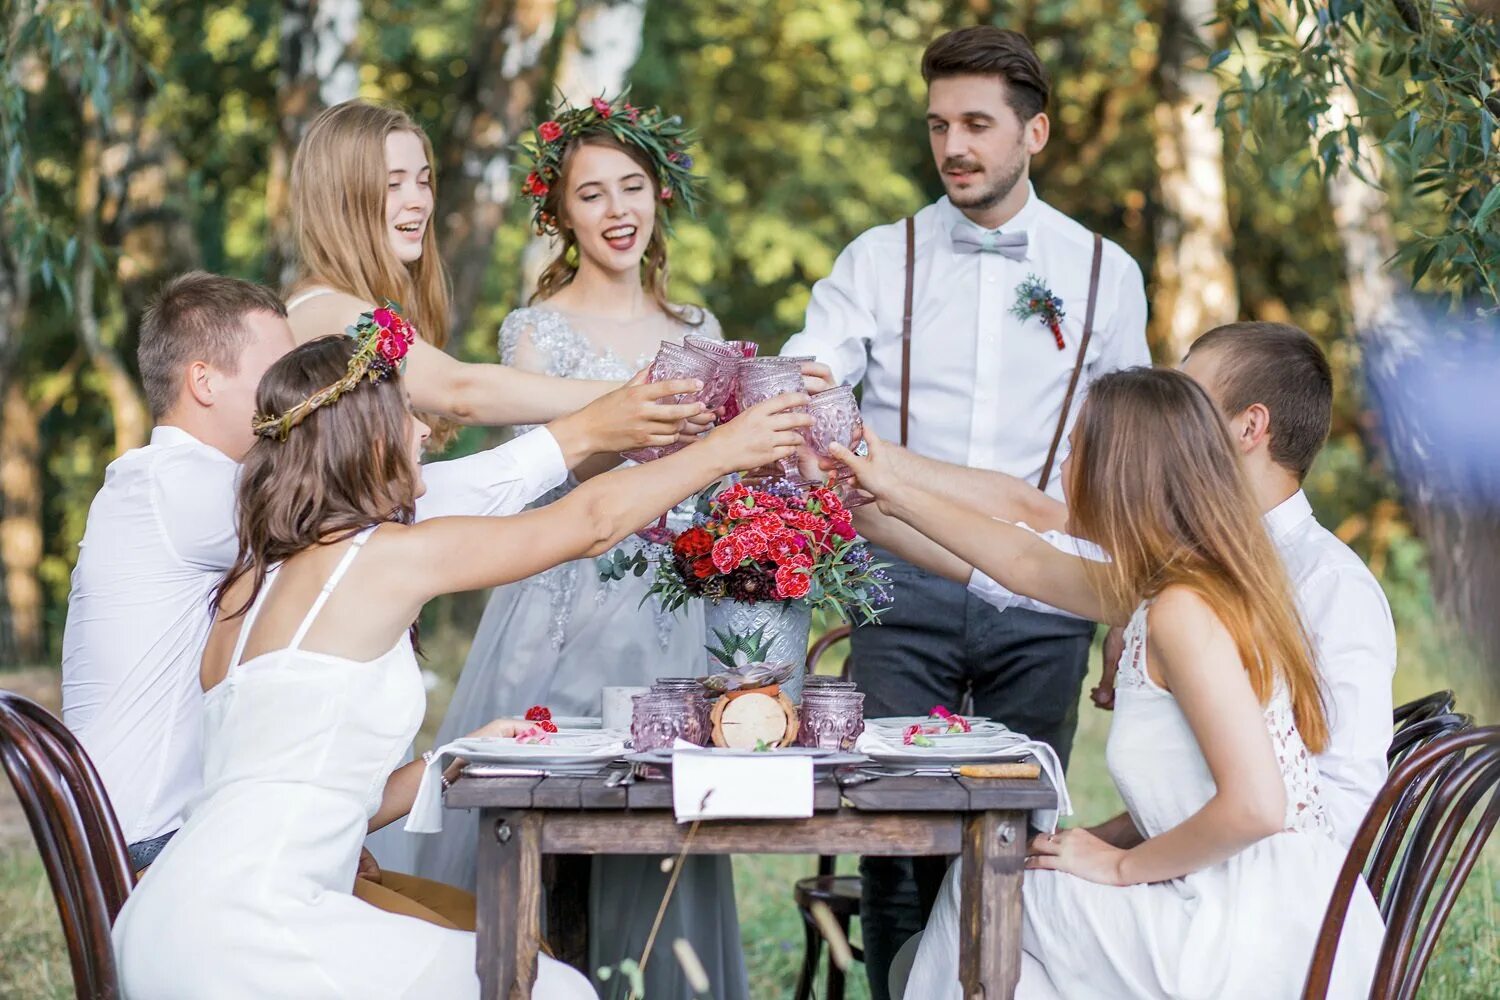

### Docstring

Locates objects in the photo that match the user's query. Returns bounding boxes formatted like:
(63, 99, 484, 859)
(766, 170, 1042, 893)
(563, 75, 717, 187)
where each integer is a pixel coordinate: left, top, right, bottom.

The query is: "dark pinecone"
(726, 564, 774, 604)
(702, 576, 729, 600)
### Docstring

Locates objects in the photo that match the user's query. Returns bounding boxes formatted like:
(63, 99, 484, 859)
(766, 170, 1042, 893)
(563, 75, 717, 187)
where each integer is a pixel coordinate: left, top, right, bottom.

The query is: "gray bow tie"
(950, 224, 1028, 260)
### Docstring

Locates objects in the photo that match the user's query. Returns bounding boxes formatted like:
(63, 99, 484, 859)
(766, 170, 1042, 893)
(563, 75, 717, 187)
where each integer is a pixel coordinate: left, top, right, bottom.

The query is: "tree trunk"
(76, 96, 150, 457)
(1150, 0, 1238, 362)
(437, 0, 562, 343)
(519, 0, 648, 301)
(0, 381, 46, 665)
(264, 0, 363, 291)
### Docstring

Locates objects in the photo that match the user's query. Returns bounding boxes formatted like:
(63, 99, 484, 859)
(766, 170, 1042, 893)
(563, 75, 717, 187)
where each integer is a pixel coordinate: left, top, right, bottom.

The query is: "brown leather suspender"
(899, 216, 916, 446)
(1037, 232, 1104, 491)
(898, 221, 1103, 491)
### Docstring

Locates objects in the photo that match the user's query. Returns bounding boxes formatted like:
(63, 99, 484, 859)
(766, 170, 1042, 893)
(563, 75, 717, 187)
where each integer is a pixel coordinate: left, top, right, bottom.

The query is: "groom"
(61, 271, 705, 926)
(780, 25, 1149, 995)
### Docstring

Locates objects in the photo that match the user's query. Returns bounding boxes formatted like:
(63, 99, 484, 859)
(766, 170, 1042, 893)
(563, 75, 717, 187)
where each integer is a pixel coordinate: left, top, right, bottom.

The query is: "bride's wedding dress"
(904, 600, 1385, 999)
(112, 528, 594, 998)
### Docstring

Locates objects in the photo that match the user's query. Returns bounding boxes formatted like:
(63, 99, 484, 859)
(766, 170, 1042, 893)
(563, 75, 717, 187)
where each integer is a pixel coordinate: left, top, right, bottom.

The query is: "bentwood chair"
(0, 689, 133, 998)
(793, 624, 863, 1000)
(1303, 725, 1500, 999)
(1389, 691, 1471, 770)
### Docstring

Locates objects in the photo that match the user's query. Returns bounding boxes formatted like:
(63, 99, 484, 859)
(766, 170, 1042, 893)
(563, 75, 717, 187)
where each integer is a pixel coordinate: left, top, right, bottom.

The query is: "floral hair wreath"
(250, 304, 414, 441)
(517, 90, 702, 237)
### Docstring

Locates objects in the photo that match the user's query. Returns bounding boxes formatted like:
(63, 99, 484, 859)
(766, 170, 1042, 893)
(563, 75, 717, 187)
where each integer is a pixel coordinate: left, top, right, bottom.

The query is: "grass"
(1, 635, 1496, 998)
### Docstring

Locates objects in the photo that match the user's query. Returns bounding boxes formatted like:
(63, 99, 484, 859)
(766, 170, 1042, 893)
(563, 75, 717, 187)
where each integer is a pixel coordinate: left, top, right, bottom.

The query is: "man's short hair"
(921, 26, 1050, 122)
(137, 272, 287, 419)
(1188, 322, 1333, 481)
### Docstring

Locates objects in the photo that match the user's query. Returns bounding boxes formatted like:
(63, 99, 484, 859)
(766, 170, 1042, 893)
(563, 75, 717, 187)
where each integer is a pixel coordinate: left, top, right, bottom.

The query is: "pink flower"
(712, 535, 745, 573)
(783, 553, 813, 571)
(592, 97, 612, 117)
(660, 186, 673, 203)
(775, 564, 811, 600)
(717, 482, 750, 507)
(625, 103, 640, 123)
(831, 519, 857, 541)
(767, 530, 802, 564)
(733, 526, 769, 560)
(377, 330, 409, 364)
(372, 307, 395, 329)
(538, 120, 563, 143)
(515, 724, 553, 745)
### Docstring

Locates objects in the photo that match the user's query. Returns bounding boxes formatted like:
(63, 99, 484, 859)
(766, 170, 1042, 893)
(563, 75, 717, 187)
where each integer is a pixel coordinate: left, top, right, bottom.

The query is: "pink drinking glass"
(622, 341, 721, 464)
(735, 366, 816, 482)
(806, 384, 872, 506)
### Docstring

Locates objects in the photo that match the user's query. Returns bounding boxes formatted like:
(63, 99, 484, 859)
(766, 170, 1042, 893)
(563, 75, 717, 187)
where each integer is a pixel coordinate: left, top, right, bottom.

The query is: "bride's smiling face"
(561, 142, 657, 275)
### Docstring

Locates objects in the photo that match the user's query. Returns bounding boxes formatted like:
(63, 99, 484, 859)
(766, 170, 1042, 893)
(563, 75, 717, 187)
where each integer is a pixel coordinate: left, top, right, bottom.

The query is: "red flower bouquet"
(600, 480, 891, 625)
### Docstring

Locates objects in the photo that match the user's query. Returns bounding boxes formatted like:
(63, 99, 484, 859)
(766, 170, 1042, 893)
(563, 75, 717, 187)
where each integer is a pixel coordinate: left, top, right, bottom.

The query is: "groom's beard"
(943, 152, 1027, 213)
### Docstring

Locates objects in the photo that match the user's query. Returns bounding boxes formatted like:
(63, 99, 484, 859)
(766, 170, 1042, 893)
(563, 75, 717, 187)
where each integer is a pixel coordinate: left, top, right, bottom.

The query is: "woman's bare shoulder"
(286, 289, 373, 344)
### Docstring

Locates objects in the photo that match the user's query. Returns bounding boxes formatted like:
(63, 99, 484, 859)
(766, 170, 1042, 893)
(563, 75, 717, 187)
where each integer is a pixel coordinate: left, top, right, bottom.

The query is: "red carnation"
(524, 705, 552, 722)
(625, 103, 641, 123)
(831, 519, 857, 541)
(377, 331, 408, 364)
(711, 535, 745, 573)
(673, 526, 714, 559)
(717, 482, 750, 507)
(767, 530, 802, 564)
(775, 564, 811, 600)
(592, 97, 612, 117)
(525, 172, 549, 198)
(538, 120, 563, 143)
(372, 307, 395, 329)
(537, 719, 559, 733)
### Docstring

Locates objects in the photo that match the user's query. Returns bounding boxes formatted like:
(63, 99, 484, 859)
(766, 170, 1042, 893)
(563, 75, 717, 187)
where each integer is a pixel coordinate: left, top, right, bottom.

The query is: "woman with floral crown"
(412, 94, 752, 1000)
(109, 311, 809, 999)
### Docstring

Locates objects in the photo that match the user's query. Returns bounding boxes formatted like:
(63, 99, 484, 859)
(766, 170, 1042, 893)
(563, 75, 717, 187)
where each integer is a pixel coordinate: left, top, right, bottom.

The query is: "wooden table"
(446, 766, 1057, 999)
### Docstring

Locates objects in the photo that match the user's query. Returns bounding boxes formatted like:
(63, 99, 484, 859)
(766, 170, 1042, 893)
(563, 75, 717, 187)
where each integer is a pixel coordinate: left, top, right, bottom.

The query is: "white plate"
(552, 716, 602, 730)
(867, 715, 995, 728)
(454, 732, 624, 768)
(862, 746, 1032, 765)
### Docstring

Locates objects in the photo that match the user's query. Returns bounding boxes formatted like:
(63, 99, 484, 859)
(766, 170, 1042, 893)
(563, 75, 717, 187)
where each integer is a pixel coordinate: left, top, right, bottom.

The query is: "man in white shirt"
(857, 321, 1397, 849)
(778, 27, 1150, 993)
(61, 272, 703, 923)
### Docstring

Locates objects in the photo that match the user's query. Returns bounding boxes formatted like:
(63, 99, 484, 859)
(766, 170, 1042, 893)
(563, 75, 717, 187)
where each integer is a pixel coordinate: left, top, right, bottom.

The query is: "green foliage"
(1216, 0, 1500, 308)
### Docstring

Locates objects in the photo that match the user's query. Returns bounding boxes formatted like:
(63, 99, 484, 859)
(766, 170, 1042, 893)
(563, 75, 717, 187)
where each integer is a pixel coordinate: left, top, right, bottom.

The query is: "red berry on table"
(524, 705, 551, 722)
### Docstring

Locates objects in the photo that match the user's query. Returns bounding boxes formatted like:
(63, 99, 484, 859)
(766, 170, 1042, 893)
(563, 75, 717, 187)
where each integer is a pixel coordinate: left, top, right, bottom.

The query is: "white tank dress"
(904, 600, 1385, 999)
(112, 528, 595, 998)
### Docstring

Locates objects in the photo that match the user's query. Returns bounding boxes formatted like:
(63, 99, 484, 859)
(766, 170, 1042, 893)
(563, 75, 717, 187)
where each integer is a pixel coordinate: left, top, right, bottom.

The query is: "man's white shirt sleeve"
(415, 427, 568, 520)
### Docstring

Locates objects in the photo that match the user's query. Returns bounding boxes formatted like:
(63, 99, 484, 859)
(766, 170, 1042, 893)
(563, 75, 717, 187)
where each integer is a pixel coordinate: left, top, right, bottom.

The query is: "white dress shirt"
(967, 491, 1396, 845)
(781, 185, 1150, 498)
(61, 424, 567, 845)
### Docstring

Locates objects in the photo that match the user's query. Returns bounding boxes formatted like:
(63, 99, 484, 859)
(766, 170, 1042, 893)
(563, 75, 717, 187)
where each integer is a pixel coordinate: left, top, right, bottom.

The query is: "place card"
(671, 749, 814, 822)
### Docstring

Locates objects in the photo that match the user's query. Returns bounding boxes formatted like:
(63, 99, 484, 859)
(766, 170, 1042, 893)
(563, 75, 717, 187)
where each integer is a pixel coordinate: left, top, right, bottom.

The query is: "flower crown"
(517, 90, 702, 236)
(250, 304, 414, 441)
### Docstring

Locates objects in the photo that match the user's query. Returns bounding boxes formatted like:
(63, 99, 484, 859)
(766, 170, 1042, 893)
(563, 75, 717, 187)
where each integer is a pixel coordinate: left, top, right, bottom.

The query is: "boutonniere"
(1010, 275, 1066, 351)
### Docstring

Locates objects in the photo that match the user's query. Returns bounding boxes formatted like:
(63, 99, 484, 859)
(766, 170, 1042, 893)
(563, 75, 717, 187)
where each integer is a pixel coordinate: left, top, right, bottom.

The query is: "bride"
(110, 316, 809, 999)
(415, 93, 753, 1000)
(833, 368, 1383, 999)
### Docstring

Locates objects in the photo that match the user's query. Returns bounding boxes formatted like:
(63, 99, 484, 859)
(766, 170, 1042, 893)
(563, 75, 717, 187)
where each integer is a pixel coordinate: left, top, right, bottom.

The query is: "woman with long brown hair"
(109, 321, 809, 999)
(833, 368, 1382, 998)
(285, 99, 711, 448)
(414, 94, 755, 1000)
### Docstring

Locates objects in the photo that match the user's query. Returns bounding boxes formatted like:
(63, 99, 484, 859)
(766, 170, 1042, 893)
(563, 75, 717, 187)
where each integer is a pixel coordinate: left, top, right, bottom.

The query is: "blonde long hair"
(1067, 368, 1329, 753)
(290, 101, 452, 352)
(531, 134, 698, 327)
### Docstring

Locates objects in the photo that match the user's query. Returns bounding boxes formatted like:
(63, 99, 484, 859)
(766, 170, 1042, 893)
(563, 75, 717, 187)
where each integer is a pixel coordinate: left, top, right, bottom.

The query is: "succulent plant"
(700, 626, 796, 693)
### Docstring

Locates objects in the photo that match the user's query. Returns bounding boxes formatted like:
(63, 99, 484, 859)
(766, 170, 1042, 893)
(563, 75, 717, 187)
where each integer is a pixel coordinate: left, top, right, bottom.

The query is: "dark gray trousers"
(850, 551, 1094, 1000)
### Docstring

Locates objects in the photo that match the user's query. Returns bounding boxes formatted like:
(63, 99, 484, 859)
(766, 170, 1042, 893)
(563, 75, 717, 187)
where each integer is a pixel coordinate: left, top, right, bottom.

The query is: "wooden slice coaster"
(709, 687, 800, 748)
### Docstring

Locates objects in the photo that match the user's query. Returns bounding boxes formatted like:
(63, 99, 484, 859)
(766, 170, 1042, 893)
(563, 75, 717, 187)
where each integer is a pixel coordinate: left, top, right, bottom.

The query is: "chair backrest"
(1392, 690, 1455, 730)
(806, 624, 853, 681)
(0, 690, 132, 998)
(1303, 725, 1500, 1000)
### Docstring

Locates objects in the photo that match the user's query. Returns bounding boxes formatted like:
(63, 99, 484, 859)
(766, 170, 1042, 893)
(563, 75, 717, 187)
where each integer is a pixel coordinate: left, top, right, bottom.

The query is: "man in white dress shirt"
(779, 27, 1149, 993)
(858, 321, 1398, 849)
(61, 272, 701, 926)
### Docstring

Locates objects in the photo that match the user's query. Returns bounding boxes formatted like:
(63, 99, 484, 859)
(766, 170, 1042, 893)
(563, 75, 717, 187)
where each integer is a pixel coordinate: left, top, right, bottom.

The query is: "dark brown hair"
(1187, 322, 1333, 481)
(137, 272, 287, 419)
(530, 133, 699, 326)
(213, 335, 419, 626)
(1066, 367, 1327, 753)
(921, 26, 1050, 121)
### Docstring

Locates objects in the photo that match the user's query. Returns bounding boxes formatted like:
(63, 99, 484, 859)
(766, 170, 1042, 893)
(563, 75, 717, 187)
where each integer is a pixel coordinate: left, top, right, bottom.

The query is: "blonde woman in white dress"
(111, 324, 808, 998)
(416, 95, 755, 1000)
(834, 368, 1383, 999)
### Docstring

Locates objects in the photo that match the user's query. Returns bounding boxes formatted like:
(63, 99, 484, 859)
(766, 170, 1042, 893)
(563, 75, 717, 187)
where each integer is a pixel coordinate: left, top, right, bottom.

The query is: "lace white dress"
(112, 528, 594, 999)
(905, 601, 1385, 999)
(413, 305, 748, 1000)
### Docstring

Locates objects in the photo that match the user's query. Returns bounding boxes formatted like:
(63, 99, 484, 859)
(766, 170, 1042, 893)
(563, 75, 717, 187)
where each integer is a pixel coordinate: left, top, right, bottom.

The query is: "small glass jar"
(797, 688, 865, 751)
(652, 677, 714, 734)
(804, 676, 857, 691)
(631, 689, 709, 750)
